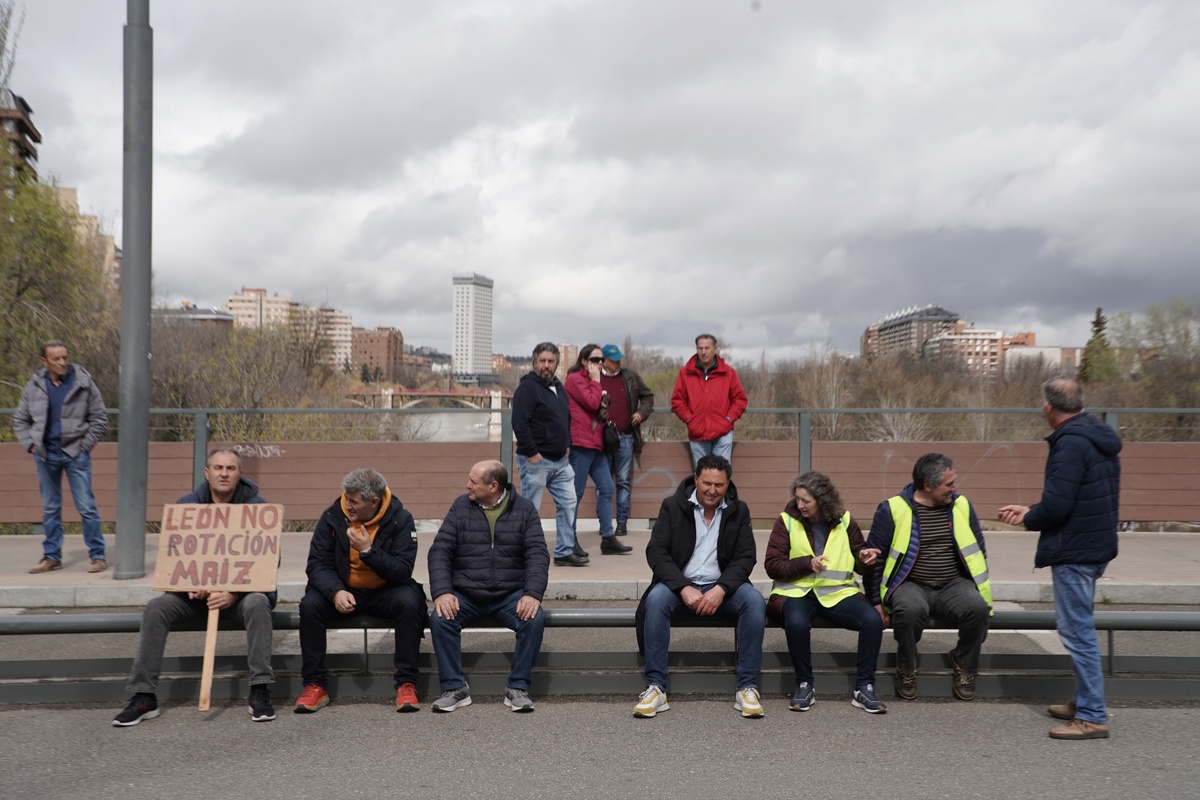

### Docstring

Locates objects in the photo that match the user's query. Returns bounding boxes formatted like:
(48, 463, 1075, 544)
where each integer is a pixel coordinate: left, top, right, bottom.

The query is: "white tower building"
(452, 273, 494, 378)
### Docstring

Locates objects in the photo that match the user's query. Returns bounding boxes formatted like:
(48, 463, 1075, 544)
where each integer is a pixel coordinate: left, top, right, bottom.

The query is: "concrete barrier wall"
(1, 439, 1196, 524)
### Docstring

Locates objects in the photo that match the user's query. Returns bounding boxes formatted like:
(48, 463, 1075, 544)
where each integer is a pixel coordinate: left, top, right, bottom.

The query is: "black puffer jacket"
(1024, 413, 1122, 567)
(305, 493, 420, 600)
(427, 486, 550, 604)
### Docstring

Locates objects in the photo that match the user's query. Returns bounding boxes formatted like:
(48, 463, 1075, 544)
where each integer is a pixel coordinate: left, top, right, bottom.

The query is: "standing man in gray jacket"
(12, 340, 109, 574)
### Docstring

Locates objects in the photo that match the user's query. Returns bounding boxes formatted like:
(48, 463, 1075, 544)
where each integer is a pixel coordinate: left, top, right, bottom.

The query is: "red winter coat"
(670, 355, 748, 442)
(565, 369, 606, 451)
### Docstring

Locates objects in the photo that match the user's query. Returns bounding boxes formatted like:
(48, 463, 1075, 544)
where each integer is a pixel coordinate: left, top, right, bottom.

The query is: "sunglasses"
(588, 356, 604, 363)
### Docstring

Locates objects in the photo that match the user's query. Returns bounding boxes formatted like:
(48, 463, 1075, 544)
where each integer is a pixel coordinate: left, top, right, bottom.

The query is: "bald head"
(467, 460, 508, 506)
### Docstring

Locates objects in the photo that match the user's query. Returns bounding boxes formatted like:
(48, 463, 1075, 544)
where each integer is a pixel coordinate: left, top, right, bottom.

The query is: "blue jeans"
(34, 450, 105, 562)
(517, 454, 577, 558)
(779, 593, 882, 689)
(688, 430, 734, 468)
(642, 581, 765, 691)
(569, 446, 614, 539)
(429, 589, 546, 691)
(612, 434, 635, 523)
(1052, 563, 1108, 723)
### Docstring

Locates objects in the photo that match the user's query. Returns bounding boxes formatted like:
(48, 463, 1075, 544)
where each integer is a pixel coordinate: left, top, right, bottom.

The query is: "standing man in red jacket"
(671, 334, 749, 467)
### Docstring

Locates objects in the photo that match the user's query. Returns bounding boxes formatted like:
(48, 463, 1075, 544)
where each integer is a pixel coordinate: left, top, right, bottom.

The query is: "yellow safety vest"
(879, 495, 993, 614)
(769, 511, 860, 607)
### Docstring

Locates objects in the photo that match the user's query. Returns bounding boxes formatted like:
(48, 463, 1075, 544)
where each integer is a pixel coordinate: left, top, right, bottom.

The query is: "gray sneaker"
(504, 687, 535, 713)
(431, 684, 472, 713)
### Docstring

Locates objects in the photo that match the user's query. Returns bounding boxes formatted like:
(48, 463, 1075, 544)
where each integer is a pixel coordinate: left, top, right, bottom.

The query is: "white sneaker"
(735, 687, 765, 718)
(633, 685, 669, 718)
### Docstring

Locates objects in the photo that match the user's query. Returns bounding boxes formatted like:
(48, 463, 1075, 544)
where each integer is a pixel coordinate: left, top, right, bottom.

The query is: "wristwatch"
(358, 546, 372, 557)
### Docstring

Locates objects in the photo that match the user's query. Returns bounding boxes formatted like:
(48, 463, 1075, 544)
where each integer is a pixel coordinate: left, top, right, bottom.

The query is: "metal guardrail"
(4, 608, 1199, 704)
(5, 405, 1200, 483)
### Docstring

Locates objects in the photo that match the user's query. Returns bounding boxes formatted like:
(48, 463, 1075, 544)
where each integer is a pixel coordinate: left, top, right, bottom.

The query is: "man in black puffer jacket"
(1001, 377, 1121, 741)
(427, 460, 550, 713)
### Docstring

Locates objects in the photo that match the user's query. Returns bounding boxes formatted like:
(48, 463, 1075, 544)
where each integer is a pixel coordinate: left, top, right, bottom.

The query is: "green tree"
(1078, 307, 1119, 385)
(0, 177, 113, 406)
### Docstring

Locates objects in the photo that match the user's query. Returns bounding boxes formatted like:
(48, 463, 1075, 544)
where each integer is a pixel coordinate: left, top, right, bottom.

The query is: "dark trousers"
(889, 576, 990, 674)
(298, 583, 426, 689)
(780, 593, 882, 689)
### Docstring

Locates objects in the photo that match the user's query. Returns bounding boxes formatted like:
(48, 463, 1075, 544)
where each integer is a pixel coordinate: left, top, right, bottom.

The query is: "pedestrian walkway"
(2, 528, 1197, 608)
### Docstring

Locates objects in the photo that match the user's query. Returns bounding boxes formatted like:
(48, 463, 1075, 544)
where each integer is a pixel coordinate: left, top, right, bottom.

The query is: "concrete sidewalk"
(3, 526, 1198, 608)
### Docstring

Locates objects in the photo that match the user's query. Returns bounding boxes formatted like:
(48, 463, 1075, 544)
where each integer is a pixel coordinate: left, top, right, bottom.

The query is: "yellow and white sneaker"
(633, 685, 670, 718)
(735, 687, 765, 718)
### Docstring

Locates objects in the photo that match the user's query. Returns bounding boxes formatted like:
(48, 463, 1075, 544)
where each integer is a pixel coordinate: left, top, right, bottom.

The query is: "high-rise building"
(0, 89, 40, 179)
(862, 305, 963, 357)
(224, 287, 293, 328)
(452, 273, 494, 378)
(291, 303, 352, 369)
(352, 326, 405, 383)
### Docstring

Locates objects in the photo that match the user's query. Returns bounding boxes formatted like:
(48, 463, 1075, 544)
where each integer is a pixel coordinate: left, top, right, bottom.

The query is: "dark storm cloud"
(14, 1, 1200, 360)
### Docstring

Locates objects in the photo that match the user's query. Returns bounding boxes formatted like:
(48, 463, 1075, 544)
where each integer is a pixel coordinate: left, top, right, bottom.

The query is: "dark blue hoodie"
(1023, 413, 1122, 567)
(511, 370, 571, 461)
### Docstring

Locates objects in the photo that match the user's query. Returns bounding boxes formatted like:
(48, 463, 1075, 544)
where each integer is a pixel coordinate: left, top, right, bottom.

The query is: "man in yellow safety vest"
(865, 453, 992, 702)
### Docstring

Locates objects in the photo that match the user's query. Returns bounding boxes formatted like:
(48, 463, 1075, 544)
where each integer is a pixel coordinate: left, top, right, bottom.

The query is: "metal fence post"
(799, 411, 812, 473)
(192, 411, 208, 489)
(499, 407, 513, 467)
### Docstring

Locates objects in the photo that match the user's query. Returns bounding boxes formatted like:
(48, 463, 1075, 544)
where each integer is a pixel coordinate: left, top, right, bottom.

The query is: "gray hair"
(341, 468, 388, 501)
(1044, 377, 1083, 414)
(532, 342, 560, 360)
(206, 448, 242, 468)
(40, 339, 67, 357)
(912, 453, 954, 492)
(695, 333, 717, 347)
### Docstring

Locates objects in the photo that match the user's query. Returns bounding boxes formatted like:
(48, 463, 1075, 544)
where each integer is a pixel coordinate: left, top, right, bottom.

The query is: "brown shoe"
(29, 558, 62, 574)
(894, 669, 917, 700)
(947, 649, 976, 700)
(1048, 701, 1076, 720)
(88, 559, 108, 573)
(1049, 718, 1109, 740)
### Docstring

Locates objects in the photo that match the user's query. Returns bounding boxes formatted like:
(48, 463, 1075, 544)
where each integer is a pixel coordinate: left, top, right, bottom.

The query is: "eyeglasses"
(588, 356, 604, 363)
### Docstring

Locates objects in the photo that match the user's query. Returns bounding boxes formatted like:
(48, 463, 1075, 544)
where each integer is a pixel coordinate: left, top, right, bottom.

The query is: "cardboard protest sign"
(152, 504, 284, 593)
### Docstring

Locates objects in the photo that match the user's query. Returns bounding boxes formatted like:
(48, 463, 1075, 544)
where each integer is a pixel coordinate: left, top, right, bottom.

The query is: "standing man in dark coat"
(294, 468, 426, 714)
(512, 341, 583, 566)
(1001, 377, 1121, 740)
(427, 460, 550, 712)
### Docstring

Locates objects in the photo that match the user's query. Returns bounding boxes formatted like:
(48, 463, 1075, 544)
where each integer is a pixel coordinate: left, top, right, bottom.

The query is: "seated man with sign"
(113, 448, 276, 727)
(294, 468, 426, 714)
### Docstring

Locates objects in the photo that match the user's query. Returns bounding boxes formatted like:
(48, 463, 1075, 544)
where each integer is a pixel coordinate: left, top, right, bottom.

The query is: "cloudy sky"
(13, 0, 1200, 362)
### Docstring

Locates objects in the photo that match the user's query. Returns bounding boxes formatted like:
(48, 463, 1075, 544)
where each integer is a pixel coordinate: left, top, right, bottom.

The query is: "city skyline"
(13, 2, 1200, 362)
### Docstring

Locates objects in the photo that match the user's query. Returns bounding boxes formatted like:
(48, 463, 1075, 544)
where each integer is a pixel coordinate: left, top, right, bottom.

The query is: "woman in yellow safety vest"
(764, 471, 887, 714)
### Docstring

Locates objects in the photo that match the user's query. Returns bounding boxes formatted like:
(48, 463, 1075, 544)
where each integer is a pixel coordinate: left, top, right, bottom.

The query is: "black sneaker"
(113, 693, 160, 727)
(248, 685, 276, 722)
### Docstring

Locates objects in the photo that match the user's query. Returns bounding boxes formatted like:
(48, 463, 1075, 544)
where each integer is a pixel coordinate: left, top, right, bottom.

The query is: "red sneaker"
(396, 682, 419, 713)
(293, 684, 330, 714)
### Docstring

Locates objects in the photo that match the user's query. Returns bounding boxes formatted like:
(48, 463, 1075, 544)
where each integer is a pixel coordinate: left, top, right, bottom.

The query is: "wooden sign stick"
(197, 606, 220, 712)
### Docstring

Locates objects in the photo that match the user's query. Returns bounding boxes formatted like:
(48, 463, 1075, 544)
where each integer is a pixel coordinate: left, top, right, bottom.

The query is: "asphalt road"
(2, 697, 1198, 800)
